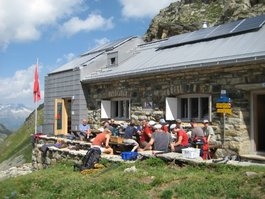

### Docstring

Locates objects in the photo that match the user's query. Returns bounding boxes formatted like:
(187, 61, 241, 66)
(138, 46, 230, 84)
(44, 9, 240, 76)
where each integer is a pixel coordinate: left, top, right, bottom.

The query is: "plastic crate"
(121, 152, 138, 161)
(182, 148, 200, 159)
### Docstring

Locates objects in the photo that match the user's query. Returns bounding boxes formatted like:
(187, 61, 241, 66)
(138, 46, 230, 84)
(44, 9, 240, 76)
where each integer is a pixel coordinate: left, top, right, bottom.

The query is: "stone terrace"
(32, 135, 265, 170)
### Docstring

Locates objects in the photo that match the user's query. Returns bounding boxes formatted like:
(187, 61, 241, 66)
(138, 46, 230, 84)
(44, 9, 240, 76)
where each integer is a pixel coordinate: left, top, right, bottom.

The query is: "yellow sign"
(217, 108, 232, 114)
(216, 103, 231, 109)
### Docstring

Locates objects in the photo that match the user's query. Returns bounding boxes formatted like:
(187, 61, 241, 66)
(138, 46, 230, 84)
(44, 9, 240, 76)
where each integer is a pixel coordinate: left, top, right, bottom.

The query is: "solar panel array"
(159, 14, 265, 49)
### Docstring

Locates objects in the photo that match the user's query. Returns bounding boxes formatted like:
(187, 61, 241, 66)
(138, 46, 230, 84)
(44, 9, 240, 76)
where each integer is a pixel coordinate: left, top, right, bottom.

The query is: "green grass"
(0, 159, 265, 199)
(0, 104, 43, 164)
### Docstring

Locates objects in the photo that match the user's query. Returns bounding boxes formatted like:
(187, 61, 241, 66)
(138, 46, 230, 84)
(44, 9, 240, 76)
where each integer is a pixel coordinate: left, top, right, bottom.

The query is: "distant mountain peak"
(0, 104, 32, 131)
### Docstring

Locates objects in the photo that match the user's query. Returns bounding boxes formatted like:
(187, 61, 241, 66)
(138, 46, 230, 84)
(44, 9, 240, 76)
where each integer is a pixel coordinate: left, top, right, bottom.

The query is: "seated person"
(202, 119, 219, 145)
(78, 119, 91, 141)
(141, 124, 174, 152)
(190, 118, 204, 142)
(172, 127, 189, 153)
(123, 119, 139, 152)
(109, 118, 119, 136)
(139, 119, 153, 149)
(159, 118, 169, 133)
(91, 127, 113, 155)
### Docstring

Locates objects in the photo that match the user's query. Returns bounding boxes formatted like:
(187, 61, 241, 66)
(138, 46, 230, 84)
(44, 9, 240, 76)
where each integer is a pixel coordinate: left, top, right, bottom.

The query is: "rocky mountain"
(0, 104, 32, 131)
(0, 123, 12, 143)
(144, 0, 265, 42)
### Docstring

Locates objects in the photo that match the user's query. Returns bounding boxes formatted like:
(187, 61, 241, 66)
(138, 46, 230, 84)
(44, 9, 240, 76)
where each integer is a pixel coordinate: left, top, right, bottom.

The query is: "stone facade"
(85, 63, 265, 155)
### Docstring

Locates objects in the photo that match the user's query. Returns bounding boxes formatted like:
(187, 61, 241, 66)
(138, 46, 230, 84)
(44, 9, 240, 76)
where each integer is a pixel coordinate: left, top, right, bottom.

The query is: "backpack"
(74, 147, 101, 171)
(191, 136, 209, 158)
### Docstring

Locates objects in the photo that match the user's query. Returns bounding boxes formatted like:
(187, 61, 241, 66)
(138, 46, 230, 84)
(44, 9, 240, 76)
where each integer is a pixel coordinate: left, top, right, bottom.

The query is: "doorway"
(54, 98, 71, 135)
(253, 92, 265, 153)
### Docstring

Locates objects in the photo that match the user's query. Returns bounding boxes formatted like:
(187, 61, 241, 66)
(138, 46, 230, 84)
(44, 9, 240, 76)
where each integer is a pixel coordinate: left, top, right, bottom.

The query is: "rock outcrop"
(144, 0, 265, 42)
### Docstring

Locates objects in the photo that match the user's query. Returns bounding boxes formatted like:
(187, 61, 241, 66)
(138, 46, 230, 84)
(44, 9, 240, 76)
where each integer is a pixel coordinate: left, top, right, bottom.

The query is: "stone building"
(44, 14, 265, 156)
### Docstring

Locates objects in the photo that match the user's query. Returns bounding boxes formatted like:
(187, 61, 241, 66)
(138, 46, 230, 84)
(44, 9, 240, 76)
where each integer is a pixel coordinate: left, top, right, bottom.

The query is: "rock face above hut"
(144, 0, 265, 42)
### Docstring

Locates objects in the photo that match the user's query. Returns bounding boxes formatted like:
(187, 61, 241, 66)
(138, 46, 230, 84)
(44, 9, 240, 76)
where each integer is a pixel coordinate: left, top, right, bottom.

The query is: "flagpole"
(34, 58, 39, 134)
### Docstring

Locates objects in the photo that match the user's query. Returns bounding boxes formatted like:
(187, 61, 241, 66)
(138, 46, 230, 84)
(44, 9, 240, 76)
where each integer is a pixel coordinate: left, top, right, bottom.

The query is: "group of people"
(75, 117, 217, 156)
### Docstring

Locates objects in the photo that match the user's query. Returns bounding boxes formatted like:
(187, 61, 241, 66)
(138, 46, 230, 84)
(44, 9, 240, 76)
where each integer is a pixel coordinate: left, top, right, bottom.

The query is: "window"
(107, 52, 118, 67)
(166, 94, 212, 121)
(101, 99, 130, 119)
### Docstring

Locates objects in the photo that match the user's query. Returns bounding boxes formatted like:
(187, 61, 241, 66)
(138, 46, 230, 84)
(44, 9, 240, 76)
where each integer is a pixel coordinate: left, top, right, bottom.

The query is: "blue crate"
(121, 152, 138, 161)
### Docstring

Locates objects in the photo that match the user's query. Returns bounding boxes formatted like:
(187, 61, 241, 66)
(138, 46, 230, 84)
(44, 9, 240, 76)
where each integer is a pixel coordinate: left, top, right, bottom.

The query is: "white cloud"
(0, 0, 84, 50)
(0, 65, 43, 108)
(94, 37, 110, 47)
(119, 0, 178, 18)
(56, 53, 76, 64)
(60, 14, 114, 36)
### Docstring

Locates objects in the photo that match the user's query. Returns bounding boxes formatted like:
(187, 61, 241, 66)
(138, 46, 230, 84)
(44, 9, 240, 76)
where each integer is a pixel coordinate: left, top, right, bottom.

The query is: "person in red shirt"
(172, 127, 189, 153)
(91, 128, 113, 155)
(139, 119, 153, 149)
(159, 118, 169, 133)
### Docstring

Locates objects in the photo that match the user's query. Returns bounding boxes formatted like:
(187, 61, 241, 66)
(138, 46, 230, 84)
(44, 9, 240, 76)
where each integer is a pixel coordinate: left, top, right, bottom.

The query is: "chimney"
(202, 21, 208, 28)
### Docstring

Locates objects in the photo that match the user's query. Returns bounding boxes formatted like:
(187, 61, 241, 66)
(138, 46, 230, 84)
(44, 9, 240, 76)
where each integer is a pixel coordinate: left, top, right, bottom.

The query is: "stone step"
(240, 154, 265, 164)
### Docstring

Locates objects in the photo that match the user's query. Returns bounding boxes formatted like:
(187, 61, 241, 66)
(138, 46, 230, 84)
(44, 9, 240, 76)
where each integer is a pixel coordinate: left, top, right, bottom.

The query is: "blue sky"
(0, 0, 177, 109)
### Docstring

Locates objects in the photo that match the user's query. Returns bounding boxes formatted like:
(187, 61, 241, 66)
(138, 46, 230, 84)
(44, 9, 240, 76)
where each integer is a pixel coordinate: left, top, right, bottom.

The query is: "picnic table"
(108, 136, 135, 154)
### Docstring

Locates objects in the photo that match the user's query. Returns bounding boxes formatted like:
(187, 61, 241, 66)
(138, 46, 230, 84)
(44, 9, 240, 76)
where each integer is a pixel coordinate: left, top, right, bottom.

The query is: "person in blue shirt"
(123, 119, 139, 152)
(78, 119, 91, 141)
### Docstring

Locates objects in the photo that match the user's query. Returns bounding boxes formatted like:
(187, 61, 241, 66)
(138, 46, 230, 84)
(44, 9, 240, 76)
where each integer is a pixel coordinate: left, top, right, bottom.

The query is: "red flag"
(33, 64, 41, 102)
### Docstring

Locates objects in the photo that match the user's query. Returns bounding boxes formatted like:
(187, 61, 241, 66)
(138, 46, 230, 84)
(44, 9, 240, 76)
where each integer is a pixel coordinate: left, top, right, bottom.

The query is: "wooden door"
(54, 98, 68, 135)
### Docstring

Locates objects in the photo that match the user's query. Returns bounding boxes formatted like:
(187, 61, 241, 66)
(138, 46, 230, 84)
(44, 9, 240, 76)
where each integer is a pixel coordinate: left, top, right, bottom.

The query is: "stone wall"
(85, 63, 265, 155)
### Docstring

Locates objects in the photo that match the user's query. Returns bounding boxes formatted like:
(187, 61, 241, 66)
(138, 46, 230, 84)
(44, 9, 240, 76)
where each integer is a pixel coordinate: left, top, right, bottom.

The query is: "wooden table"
(109, 141, 134, 154)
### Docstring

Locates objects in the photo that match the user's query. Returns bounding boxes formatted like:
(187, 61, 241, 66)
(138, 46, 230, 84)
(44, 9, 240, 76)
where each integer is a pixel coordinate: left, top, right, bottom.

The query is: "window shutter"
(165, 97, 178, 120)
(101, 100, 111, 119)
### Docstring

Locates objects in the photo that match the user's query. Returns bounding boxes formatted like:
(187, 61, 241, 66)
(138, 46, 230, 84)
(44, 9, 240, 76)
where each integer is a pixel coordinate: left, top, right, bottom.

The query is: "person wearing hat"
(202, 119, 217, 145)
(91, 128, 113, 155)
(141, 123, 174, 152)
(169, 123, 177, 141)
(159, 118, 169, 133)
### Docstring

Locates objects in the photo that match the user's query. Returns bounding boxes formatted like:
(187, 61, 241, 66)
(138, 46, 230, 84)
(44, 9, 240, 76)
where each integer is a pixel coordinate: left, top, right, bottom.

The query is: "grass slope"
(0, 104, 43, 164)
(0, 158, 265, 199)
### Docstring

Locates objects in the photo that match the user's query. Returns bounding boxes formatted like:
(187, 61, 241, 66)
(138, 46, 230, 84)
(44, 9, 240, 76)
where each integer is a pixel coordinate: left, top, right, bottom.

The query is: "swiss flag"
(33, 64, 41, 102)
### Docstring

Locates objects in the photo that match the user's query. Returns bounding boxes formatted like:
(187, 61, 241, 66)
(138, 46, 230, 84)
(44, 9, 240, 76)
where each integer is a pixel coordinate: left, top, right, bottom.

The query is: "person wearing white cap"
(148, 120, 156, 126)
(141, 123, 174, 152)
(159, 118, 169, 133)
(202, 119, 217, 144)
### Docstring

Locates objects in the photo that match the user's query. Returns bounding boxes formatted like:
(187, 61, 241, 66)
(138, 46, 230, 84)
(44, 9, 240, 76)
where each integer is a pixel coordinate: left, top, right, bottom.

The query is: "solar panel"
(206, 20, 243, 38)
(158, 32, 192, 48)
(180, 26, 217, 43)
(158, 14, 265, 49)
(233, 14, 265, 33)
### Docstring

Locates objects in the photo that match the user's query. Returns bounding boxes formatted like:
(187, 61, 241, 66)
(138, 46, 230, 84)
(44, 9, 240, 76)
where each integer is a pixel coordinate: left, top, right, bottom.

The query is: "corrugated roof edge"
(81, 54, 265, 83)
(80, 36, 139, 56)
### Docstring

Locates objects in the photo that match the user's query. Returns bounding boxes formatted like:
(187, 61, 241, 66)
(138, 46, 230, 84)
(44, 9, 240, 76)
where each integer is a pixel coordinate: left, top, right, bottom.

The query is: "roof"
(50, 51, 103, 74)
(82, 14, 265, 82)
(49, 36, 138, 74)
